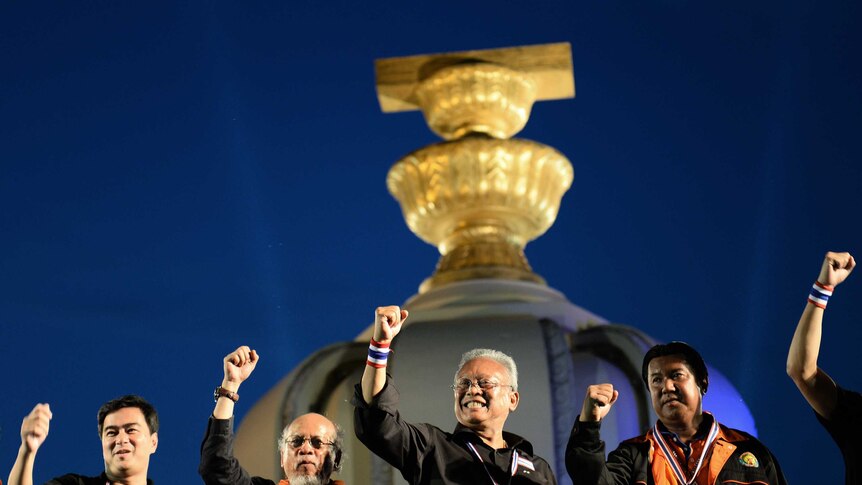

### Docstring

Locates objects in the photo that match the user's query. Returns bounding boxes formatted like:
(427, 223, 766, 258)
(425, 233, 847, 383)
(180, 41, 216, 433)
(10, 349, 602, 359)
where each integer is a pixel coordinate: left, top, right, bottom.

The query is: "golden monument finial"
(377, 43, 576, 292)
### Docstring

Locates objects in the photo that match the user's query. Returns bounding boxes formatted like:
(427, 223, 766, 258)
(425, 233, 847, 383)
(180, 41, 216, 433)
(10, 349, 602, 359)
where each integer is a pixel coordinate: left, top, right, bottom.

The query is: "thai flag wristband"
(808, 281, 834, 309)
(367, 338, 391, 368)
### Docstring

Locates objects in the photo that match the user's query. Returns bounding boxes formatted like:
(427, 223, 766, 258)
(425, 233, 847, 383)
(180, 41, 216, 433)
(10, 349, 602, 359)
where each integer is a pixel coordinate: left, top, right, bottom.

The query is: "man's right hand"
(223, 345, 259, 391)
(20, 403, 52, 453)
(579, 384, 618, 422)
(373, 306, 408, 344)
(818, 251, 855, 287)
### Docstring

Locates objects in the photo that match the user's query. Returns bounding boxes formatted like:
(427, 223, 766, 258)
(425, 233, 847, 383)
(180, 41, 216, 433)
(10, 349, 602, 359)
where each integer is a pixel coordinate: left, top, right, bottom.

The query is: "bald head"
(278, 413, 343, 483)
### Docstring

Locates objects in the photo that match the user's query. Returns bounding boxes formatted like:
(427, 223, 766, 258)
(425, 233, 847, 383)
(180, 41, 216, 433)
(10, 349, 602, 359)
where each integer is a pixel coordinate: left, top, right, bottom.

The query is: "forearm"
(352, 380, 423, 475)
(567, 446, 613, 485)
(786, 302, 823, 381)
(8, 445, 36, 485)
(362, 306, 402, 403)
(565, 420, 608, 485)
(361, 365, 387, 404)
(354, 368, 429, 472)
(787, 301, 838, 418)
(199, 418, 254, 485)
(361, 336, 392, 403)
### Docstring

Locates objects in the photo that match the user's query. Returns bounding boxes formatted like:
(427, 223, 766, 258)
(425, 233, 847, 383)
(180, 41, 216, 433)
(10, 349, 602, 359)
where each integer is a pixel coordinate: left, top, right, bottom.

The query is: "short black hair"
(641, 341, 709, 394)
(97, 395, 159, 437)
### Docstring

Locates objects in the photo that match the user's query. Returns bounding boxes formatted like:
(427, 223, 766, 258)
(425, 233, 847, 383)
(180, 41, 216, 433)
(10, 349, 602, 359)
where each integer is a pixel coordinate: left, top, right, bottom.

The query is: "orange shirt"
(659, 432, 712, 485)
(647, 420, 746, 485)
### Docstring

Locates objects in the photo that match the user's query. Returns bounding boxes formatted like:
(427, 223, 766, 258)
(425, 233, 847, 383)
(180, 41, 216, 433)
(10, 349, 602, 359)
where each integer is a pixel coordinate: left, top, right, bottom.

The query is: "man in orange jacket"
(566, 341, 786, 485)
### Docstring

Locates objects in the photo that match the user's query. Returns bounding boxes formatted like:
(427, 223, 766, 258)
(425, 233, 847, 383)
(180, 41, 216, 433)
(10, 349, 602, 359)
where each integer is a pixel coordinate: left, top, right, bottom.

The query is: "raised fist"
(579, 384, 619, 422)
(373, 305, 408, 344)
(223, 345, 259, 389)
(20, 403, 52, 453)
(818, 251, 855, 287)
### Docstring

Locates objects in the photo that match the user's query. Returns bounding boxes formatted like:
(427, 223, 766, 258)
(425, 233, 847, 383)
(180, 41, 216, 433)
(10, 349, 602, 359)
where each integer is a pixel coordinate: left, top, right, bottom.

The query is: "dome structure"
(234, 280, 756, 484)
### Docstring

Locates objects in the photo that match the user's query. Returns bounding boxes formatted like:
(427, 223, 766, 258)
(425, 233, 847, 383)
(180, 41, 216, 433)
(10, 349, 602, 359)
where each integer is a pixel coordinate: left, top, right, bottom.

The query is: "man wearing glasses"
(199, 346, 345, 485)
(353, 305, 556, 484)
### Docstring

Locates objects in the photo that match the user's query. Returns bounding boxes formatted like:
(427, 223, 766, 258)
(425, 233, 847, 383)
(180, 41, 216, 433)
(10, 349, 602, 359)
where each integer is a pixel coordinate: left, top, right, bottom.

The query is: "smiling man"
(8, 395, 159, 485)
(198, 346, 345, 485)
(353, 305, 556, 484)
(566, 341, 787, 485)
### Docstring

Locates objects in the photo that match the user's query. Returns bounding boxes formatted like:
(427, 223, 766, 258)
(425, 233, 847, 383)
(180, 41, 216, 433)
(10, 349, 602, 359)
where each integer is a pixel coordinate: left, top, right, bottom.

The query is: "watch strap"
(214, 386, 239, 403)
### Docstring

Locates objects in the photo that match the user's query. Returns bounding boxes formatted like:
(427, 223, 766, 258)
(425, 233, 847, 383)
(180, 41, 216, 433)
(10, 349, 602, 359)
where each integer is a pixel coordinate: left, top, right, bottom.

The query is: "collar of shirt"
(656, 413, 715, 462)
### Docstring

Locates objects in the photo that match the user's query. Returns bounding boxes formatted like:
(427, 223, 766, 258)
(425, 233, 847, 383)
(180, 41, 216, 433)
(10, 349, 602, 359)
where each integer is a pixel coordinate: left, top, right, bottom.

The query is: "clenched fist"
(223, 345, 259, 390)
(818, 251, 855, 288)
(579, 384, 619, 422)
(373, 306, 408, 344)
(20, 403, 52, 453)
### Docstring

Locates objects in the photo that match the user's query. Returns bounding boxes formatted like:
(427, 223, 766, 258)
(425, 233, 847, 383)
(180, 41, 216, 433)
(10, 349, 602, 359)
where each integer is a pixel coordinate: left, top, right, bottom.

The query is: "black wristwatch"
(214, 386, 239, 403)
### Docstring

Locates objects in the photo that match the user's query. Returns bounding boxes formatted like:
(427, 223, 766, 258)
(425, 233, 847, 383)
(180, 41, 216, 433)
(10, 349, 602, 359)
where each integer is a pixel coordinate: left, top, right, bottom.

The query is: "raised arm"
(199, 346, 260, 485)
(567, 384, 631, 485)
(8, 404, 52, 485)
(786, 251, 855, 418)
(360, 305, 408, 404)
(213, 346, 259, 419)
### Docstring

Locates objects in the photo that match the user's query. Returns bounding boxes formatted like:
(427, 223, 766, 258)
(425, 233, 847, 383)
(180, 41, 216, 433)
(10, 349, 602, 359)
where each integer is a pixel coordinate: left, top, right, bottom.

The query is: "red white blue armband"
(367, 338, 391, 368)
(808, 281, 834, 309)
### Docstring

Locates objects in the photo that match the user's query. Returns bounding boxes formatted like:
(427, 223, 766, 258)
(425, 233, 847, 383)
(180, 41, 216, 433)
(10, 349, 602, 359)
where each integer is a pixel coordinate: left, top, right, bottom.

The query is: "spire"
(376, 43, 577, 292)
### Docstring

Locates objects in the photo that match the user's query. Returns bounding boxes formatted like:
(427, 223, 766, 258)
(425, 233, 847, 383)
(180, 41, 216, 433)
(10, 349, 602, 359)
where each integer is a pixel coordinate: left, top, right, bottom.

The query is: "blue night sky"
(1, 2, 860, 483)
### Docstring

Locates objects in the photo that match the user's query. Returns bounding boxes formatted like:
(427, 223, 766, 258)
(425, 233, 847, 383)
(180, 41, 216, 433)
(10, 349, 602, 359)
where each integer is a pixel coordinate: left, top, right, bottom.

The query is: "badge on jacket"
(738, 452, 760, 468)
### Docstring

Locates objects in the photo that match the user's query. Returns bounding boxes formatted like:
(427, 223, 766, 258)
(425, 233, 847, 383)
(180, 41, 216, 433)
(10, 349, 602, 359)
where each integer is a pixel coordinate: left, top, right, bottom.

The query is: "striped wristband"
(808, 281, 834, 309)
(367, 338, 391, 368)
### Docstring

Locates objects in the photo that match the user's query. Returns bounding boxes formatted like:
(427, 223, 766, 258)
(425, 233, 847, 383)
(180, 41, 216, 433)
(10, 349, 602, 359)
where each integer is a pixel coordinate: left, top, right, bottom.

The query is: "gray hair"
(277, 418, 345, 473)
(455, 348, 519, 392)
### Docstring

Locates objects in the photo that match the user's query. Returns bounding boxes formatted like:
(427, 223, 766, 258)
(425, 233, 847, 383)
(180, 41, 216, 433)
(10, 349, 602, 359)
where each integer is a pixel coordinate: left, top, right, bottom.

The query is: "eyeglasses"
(452, 378, 513, 392)
(286, 436, 335, 450)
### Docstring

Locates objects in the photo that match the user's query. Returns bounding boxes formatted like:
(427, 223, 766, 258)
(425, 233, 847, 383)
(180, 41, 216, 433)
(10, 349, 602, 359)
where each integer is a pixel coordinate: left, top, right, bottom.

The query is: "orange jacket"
(566, 419, 787, 485)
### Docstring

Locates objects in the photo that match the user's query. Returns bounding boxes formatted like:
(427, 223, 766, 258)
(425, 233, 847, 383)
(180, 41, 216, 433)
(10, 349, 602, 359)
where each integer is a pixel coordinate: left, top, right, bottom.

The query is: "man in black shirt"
(787, 251, 861, 485)
(353, 305, 556, 485)
(198, 345, 345, 485)
(7, 395, 159, 485)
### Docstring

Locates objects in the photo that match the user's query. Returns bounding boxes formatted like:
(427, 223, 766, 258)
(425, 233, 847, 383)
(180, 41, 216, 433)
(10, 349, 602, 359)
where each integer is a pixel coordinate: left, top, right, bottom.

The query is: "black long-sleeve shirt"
(815, 385, 862, 485)
(199, 416, 344, 485)
(199, 416, 279, 485)
(352, 378, 556, 485)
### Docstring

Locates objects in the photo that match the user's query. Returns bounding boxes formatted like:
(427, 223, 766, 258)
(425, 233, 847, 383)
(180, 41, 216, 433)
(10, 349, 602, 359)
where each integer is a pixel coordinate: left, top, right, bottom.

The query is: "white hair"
(456, 348, 519, 392)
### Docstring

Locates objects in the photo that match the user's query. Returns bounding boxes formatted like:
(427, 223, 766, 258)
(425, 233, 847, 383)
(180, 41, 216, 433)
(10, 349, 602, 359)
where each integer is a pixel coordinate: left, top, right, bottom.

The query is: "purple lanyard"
(466, 441, 519, 485)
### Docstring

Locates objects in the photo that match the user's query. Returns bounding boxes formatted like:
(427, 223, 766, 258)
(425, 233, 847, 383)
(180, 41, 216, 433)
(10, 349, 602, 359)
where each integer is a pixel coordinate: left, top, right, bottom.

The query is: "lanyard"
(466, 441, 519, 485)
(652, 416, 719, 485)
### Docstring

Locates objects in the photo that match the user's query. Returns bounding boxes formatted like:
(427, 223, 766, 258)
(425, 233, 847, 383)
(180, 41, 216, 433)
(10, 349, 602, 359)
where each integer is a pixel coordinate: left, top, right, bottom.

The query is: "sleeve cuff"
(571, 416, 602, 440)
(208, 415, 234, 436)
